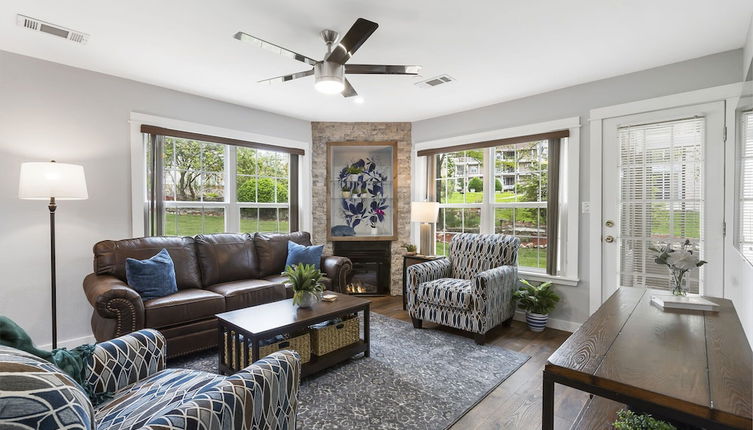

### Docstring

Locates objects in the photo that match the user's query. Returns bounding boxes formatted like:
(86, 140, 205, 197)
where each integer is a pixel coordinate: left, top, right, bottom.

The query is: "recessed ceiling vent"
(415, 74, 455, 88)
(16, 14, 89, 44)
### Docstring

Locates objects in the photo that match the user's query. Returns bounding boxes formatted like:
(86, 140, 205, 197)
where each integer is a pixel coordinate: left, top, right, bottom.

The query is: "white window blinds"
(740, 111, 753, 261)
(618, 117, 704, 293)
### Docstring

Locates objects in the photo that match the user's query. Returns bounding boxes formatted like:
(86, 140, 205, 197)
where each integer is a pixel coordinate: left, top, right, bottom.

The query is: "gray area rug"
(169, 313, 529, 430)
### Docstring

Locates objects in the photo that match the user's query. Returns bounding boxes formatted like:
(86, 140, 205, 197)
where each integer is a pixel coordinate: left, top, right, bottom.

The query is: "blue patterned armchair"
(406, 233, 520, 344)
(0, 329, 300, 429)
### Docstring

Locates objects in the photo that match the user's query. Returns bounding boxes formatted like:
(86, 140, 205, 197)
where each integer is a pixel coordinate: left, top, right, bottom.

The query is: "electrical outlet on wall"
(581, 201, 591, 214)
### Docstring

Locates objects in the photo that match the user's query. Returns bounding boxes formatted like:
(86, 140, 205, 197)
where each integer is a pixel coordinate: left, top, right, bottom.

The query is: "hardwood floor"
(369, 295, 620, 430)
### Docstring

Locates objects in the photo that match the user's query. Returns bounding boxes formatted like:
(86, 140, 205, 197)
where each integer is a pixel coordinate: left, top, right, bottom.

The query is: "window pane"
(202, 172, 224, 202)
(237, 175, 256, 202)
(164, 207, 224, 236)
(495, 141, 548, 203)
(237, 147, 257, 175)
(240, 207, 258, 232)
(202, 208, 225, 233)
(494, 207, 547, 269)
(279, 208, 289, 233)
(257, 150, 277, 176)
(276, 178, 289, 203)
(435, 150, 484, 204)
(259, 207, 279, 232)
(174, 170, 201, 201)
(202, 143, 225, 172)
(464, 208, 481, 233)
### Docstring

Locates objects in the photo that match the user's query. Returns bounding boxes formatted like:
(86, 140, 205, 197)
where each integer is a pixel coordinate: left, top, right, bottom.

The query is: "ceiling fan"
(234, 18, 422, 98)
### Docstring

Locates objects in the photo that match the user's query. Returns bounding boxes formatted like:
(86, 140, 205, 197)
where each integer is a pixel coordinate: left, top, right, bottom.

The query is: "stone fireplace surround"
(311, 122, 412, 296)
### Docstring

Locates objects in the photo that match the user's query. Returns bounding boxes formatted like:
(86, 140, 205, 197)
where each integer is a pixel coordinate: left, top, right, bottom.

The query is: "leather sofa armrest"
(83, 273, 145, 339)
(320, 255, 352, 293)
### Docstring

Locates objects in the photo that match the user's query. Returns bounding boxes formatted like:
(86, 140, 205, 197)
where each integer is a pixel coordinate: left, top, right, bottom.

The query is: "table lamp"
(411, 201, 439, 256)
(19, 161, 88, 349)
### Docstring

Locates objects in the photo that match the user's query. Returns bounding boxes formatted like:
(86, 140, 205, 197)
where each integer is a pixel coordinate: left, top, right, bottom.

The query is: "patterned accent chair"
(406, 233, 520, 344)
(0, 329, 300, 430)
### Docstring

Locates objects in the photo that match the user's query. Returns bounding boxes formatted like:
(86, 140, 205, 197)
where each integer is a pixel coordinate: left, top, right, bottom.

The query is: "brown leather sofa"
(83, 231, 351, 358)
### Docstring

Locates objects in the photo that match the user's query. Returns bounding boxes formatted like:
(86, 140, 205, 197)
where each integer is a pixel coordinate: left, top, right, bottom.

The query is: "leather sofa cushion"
(254, 232, 312, 277)
(94, 237, 202, 290)
(263, 274, 332, 299)
(195, 233, 259, 285)
(144, 289, 224, 328)
(206, 279, 285, 311)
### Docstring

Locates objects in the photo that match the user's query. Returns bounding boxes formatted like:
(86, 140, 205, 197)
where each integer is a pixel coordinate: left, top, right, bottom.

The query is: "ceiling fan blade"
(341, 78, 358, 97)
(258, 69, 315, 85)
(345, 64, 422, 75)
(325, 18, 378, 65)
(235, 32, 319, 66)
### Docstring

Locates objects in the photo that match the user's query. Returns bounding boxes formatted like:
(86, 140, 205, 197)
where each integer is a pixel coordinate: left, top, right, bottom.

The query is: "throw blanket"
(0, 316, 102, 403)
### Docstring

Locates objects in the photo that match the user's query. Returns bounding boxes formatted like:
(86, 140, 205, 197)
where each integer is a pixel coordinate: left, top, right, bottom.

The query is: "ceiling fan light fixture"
(314, 62, 345, 94)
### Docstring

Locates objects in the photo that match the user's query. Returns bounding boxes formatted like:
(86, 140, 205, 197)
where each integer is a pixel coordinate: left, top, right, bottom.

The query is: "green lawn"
(647, 209, 700, 238)
(164, 213, 286, 236)
(444, 191, 521, 204)
(435, 241, 545, 269)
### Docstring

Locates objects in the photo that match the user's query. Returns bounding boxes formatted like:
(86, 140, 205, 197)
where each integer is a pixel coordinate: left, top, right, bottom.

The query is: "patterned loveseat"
(406, 233, 520, 344)
(0, 329, 300, 429)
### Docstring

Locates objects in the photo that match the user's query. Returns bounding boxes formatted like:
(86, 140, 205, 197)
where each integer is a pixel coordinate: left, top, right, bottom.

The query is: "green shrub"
(468, 177, 483, 192)
(613, 410, 676, 430)
(237, 177, 287, 202)
(495, 178, 503, 192)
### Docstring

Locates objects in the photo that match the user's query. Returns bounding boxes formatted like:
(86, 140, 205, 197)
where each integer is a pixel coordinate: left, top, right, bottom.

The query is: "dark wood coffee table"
(216, 292, 370, 377)
(543, 287, 752, 430)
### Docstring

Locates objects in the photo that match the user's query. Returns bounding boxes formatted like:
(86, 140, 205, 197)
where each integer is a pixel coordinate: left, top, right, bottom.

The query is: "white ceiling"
(2, 1, 752, 122)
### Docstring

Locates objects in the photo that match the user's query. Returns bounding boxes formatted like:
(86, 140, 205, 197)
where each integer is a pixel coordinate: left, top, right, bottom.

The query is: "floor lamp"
(411, 201, 439, 256)
(19, 161, 88, 349)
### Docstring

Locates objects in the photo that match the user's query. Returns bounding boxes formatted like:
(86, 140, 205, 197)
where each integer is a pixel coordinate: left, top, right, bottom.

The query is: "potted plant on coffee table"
(513, 279, 560, 332)
(284, 263, 325, 308)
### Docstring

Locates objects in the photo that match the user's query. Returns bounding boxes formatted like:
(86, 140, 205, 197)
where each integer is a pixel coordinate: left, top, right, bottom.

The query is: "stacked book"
(650, 295, 720, 312)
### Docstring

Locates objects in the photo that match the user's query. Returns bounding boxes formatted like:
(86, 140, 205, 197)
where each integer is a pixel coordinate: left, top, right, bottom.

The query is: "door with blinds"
(602, 102, 725, 299)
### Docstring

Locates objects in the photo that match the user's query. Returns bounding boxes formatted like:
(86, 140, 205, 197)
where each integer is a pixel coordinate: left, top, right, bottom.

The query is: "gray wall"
(0, 50, 311, 346)
(413, 50, 743, 326)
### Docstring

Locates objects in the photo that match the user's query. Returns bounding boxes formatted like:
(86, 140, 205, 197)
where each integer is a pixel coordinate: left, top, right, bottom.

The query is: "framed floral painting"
(327, 141, 397, 241)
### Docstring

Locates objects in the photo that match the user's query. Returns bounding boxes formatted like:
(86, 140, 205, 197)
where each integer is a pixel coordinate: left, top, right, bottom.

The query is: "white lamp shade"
(19, 162, 88, 200)
(411, 201, 439, 223)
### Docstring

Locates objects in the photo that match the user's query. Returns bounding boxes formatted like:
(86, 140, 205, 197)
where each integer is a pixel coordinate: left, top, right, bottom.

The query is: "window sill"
(518, 270, 579, 287)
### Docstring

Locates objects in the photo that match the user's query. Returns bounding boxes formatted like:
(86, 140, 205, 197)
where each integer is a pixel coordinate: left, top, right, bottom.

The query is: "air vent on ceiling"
(16, 14, 89, 44)
(415, 74, 455, 88)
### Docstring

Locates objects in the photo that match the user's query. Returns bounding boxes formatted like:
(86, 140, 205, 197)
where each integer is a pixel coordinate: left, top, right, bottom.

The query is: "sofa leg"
(503, 316, 514, 327)
(411, 317, 422, 329)
(474, 332, 486, 345)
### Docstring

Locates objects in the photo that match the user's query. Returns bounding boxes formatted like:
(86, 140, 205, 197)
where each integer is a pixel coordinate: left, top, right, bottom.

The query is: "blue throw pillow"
(125, 249, 178, 301)
(285, 241, 324, 270)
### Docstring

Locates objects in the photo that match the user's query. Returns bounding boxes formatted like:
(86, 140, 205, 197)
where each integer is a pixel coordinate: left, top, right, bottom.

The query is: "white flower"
(666, 250, 700, 271)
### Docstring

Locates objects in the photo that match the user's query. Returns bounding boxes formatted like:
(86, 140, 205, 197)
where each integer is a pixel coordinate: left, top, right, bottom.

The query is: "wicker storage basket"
(310, 315, 360, 356)
(224, 331, 311, 369)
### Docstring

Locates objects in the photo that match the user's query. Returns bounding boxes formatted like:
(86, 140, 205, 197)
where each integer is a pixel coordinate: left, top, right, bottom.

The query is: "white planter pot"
(526, 312, 549, 332)
(370, 227, 378, 235)
(296, 291, 319, 308)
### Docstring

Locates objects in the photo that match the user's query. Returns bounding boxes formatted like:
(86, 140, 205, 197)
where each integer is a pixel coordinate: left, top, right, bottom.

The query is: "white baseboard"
(39, 334, 97, 351)
(513, 310, 581, 333)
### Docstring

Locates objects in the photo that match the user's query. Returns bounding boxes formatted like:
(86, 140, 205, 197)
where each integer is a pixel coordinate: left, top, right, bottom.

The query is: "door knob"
(604, 235, 615, 243)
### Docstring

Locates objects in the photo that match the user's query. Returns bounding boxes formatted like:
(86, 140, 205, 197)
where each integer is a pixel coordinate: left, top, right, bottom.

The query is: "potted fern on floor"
(513, 279, 560, 332)
(284, 264, 325, 308)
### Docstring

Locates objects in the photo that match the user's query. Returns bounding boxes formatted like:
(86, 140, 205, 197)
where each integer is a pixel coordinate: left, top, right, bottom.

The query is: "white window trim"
(129, 112, 311, 236)
(412, 116, 581, 286)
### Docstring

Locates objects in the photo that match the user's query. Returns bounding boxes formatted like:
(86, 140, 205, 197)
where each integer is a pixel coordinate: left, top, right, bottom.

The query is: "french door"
(602, 102, 725, 299)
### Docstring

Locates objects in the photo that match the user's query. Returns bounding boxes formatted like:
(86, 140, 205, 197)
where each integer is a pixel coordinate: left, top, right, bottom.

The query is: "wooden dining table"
(543, 287, 752, 430)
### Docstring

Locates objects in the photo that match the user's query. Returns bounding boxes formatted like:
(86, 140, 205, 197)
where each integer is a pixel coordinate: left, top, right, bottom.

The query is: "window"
(435, 150, 484, 256)
(142, 126, 300, 236)
(494, 141, 550, 270)
(423, 130, 568, 275)
(739, 111, 753, 261)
